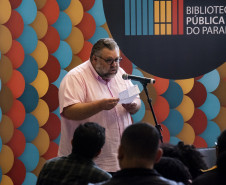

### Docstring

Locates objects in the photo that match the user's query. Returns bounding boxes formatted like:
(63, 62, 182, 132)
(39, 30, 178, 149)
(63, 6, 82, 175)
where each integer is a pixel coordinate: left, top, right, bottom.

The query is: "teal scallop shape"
(0, 107, 2, 123)
(199, 121, 221, 147)
(56, 0, 71, 11)
(18, 143, 39, 172)
(53, 107, 61, 119)
(17, 25, 38, 54)
(162, 80, 184, 109)
(169, 136, 181, 145)
(52, 12, 72, 40)
(88, 0, 106, 26)
(198, 69, 220, 93)
(89, 27, 109, 45)
(52, 69, 68, 88)
(53, 133, 61, 145)
(52, 41, 72, 69)
(22, 172, 37, 185)
(199, 93, 220, 120)
(162, 109, 184, 136)
(0, 136, 2, 152)
(18, 84, 39, 113)
(131, 68, 144, 92)
(15, 0, 37, 24)
(131, 100, 145, 123)
(18, 55, 38, 84)
(18, 114, 39, 142)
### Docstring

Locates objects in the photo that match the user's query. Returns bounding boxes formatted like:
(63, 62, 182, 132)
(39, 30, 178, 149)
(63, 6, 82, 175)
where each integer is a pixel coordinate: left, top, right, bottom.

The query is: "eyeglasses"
(96, 55, 122, 65)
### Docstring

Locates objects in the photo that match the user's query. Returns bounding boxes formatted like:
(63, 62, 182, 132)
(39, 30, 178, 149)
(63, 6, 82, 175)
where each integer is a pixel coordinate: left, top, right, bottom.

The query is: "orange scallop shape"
(65, 27, 84, 54)
(5, 40, 25, 69)
(0, 0, 11, 24)
(30, 11, 48, 39)
(0, 175, 14, 185)
(0, 115, 14, 144)
(34, 0, 47, 10)
(77, 41, 93, 62)
(0, 145, 14, 174)
(0, 55, 13, 83)
(176, 123, 195, 145)
(175, 78, 194, 94)
(32, 157, 46, 177)
(41, 0, 60, 25)
(0, 85, 13, 114)
(6, 70, 25, 98)
(153, 96, 170, 123)
(0, 25, 12, 54)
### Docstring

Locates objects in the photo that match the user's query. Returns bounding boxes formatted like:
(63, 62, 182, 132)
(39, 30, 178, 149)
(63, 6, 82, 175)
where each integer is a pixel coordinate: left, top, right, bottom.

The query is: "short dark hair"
(72, 122, 105, 159)
(121, 122, 160, 160)
(217, 130, 226, 154)
(90, 38, 119, 59)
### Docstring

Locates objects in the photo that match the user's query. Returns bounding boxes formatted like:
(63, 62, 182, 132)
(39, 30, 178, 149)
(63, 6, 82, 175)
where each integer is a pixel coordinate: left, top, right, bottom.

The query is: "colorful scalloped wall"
(0, 0, 226, 184)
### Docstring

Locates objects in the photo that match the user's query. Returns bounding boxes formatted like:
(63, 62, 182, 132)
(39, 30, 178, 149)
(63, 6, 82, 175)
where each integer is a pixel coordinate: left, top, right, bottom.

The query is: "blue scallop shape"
(52, 69, 68, 88)
(18, 55, 38, 83)
(18, 143, 39, 172)
(162, 80, 184, 109)
(169, 136, 181, 145)
(22, 172, 37, 185)
(162, 109, 184, 136)
(89, 27, 109, 45)
(52, 12, 72, 40)
(88, 0, 106, 26)
(199, 93, 220, 120)
(53, 107, 61, 119)
(198, 69, 220, 93)
(0, 168, 2, 183)
(131, 100, 145, 123)
(130, 69, 144, 92)
(18, 84, 39, 113)
(18, 114, 39, 142)
(15, 0, 37, 24)
(0, 136, 2, 152)
(0, 107, 2, 123)
(56, 0, 71, 11)
(52, 41, 72, 69)
(199, 121, 221, 147)
(17, 25, 38, 54)
(53, 133, 61, 145)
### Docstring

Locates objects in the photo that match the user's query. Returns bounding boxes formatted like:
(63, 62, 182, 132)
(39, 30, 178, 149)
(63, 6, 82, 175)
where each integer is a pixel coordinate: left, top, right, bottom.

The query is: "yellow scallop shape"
(0, 115, 14, 144)
(0, 25, 12, 54)
(34, 0, 47, 10)
(31, 70, 49, 98)
(176, 95, 195, 122)
(65, 55, 83, 72)
(30, 41, 48, 68)
(0, 145, 14, 174)
(32, 157, 46, 176)
(0, 55, 13, 84)
(64, 0, 84, 26)
(176, 123, 195, 145)
(32, 128, 50, 156)
(0, 0, 11, 24)
(30, 11, 48, 39)
(65, 27, 84, 54)
(31, 99, 49, 127)
(0, 175, 14, 185)
(175, 78, 194, 94)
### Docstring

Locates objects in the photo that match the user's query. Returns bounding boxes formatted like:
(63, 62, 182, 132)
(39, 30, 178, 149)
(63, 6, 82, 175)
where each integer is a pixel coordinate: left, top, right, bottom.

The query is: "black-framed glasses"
(96, 55, 122, 65)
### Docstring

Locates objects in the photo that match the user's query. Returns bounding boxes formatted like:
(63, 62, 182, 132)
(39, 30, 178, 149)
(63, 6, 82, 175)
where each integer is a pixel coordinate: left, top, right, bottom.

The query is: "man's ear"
(154, 148, 163, 164)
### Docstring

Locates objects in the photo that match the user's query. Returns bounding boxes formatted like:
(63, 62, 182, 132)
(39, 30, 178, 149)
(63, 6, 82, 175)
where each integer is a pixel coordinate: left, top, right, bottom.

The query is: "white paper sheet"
(118, 85, 140, 104)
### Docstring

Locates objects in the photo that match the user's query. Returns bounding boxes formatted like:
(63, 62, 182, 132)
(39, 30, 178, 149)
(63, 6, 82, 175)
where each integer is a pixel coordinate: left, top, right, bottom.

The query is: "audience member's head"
(154, 157, 192, 185)
(118, 122, 162, 169)
(161, 141, 208, 179)
(72, 122, 105, 159)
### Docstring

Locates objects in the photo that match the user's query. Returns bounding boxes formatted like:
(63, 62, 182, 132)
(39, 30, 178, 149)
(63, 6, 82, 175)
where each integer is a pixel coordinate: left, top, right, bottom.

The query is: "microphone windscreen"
(122, 74, 128, 80)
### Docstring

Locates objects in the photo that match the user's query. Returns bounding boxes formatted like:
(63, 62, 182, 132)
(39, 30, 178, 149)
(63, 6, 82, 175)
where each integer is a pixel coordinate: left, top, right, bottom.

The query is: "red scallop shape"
(120, 51, 133, 74)
(9, 0, 22, 9)
(4, 10, 24, 39)
(5, 40, 25, 69)
(193, 136, 208, 148)
(160, 124, 170, 143)
(42, 84, 59, 112)
(6, 70, 25, 99)
(153, 76, 170, 96)
(79, 0, 95, 11)
(195, 75, 204, 80)
(77, 12, 96, 40)
(187, 108, 207, 135)
(41, 0, 60, 25)
(7, 129, 26, 157)
(7, 159, 26, 185)
(77, 41, 93, 62)
(187, 81, 207, 107)
(42, 55, 61, 83)
(6, 100, 26, 128)
(41, 26, 60, 53)
(42, 113, 61, 140)
(153, 96, 170, 123)
(42, 141, 59, 160)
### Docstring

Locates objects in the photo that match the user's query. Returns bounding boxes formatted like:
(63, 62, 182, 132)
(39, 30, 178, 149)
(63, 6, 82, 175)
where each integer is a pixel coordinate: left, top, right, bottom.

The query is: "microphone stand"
(142, 81, 163, 143)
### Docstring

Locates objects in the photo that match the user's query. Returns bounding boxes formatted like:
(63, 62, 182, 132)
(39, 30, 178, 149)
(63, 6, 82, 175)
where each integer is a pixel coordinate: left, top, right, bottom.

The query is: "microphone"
(122, 73, 155, 84)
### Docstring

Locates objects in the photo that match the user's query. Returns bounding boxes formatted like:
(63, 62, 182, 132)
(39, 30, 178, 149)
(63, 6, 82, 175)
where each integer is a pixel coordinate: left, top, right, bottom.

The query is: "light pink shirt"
(58, 60, 138, 172)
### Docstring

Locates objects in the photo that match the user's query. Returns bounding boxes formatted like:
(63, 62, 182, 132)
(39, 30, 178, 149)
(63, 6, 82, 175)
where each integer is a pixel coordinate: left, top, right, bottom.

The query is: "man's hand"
(122, 98, 141, 114)
(99, 98, 120, 110)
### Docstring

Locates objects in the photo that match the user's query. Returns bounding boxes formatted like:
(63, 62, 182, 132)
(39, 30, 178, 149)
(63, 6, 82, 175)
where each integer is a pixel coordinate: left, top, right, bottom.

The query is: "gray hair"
(90, 38, 119, 59)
